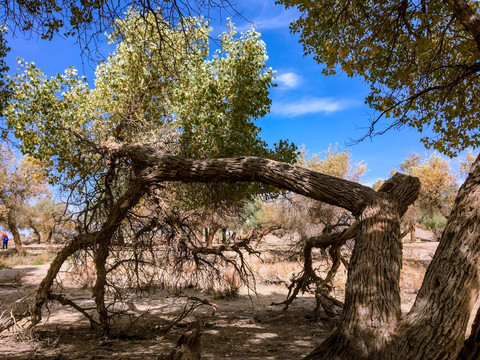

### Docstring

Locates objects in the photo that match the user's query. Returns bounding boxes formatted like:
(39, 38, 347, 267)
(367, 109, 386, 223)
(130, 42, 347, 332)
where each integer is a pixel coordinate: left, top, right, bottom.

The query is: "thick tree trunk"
(305, 197, 415, 359)
(113, 146, 380, 215)
(206, 225, 218, 246)
(393, 154, 480, 360)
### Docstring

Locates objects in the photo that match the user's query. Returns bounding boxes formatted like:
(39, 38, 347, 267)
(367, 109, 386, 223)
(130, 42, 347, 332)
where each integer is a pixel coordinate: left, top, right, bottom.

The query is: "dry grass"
(1, 252, 55, 267)
(64, 260, 97, 288)
(250, 257, 302, 281)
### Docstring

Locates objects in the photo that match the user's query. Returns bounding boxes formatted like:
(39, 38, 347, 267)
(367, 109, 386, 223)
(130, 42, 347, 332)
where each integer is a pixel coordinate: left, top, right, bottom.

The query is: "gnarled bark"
(394, 154, 480, 360)
(112, 145, 379, 215)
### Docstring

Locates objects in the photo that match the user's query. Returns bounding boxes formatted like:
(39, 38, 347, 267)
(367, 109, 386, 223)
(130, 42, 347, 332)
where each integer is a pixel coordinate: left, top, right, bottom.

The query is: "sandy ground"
(0, 239, 439, 360)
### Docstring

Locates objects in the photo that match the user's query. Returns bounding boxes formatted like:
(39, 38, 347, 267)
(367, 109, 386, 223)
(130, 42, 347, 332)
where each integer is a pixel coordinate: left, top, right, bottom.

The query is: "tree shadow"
(0, 290, 338, 359)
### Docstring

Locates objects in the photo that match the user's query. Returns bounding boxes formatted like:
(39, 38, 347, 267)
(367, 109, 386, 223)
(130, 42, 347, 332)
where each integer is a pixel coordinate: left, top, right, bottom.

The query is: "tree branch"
(444, 0, 480, 51)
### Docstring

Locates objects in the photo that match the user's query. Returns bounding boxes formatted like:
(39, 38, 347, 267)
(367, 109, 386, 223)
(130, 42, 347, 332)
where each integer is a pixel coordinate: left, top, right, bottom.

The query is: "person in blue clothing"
(2, 232, 8, 250)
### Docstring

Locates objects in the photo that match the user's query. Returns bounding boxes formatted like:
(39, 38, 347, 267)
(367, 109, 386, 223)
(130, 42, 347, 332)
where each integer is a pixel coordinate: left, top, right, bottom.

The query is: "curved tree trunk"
(30, 175, 148, 329)
(393, 154, 480, 360)
(109, 147, 424, 359)
(30, 222, 42, 243)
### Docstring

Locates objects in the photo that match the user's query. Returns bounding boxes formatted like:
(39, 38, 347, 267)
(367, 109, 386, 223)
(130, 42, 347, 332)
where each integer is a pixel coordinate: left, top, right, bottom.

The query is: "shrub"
(421, 213, 448, 230)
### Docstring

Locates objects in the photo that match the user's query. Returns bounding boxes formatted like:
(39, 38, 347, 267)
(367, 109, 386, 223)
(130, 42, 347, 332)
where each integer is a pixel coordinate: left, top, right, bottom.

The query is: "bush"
(421, 213, 448, 230)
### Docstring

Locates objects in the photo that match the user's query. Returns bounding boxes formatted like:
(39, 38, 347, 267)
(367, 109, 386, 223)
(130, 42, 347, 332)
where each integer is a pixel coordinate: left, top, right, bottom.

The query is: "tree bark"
(113, 145, 380, 216)
(444, 0, 480, 51)
(393, 154, 480, 360)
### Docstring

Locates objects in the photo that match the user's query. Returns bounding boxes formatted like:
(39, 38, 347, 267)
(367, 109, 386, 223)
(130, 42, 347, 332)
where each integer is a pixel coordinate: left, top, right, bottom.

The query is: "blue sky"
(5, 0, 469, 184)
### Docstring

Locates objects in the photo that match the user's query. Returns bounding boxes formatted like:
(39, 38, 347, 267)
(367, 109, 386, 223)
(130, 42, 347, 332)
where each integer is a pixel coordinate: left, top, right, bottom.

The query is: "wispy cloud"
(253, 11, 299, 30)
(272, 97, 356, 117)
(234, 3, 300, 32)
(276, 72, 301, 89)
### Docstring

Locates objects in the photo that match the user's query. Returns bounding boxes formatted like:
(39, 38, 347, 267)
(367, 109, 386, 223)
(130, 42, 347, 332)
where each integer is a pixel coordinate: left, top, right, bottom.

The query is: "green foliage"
(393, 152, 457, 226)
(280, 0, 480, 156)
(5, 62, 93, 184)
(0, 28, 10, 116)
(5, 11, 296, 196)
(420, 213, 448, 230)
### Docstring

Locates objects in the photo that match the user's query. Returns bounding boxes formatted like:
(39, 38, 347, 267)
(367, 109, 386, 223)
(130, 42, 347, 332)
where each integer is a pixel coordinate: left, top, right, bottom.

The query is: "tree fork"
(27, 173, 148, 330)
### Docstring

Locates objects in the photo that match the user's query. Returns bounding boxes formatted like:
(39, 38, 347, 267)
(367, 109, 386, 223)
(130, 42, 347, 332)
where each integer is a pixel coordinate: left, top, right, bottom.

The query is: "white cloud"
(272, 97, 355, 117)
(276, 72, 301, 89)
(234, 3, 300, 32)
(253, 11, 298, 30)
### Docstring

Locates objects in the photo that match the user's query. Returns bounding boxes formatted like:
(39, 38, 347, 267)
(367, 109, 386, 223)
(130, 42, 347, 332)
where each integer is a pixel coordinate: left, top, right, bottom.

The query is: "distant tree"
(0, 145, 48, 254)
(460, 149, 478, 176)
(23, 197, 68, 243)
(397, 152, 457, 229)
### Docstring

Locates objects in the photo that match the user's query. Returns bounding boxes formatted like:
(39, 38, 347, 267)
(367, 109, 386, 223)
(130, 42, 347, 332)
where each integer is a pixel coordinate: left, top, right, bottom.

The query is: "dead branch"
(47, 293, 100, 329)
(273, 223, 356, 318)
(157, 297, 216, 334)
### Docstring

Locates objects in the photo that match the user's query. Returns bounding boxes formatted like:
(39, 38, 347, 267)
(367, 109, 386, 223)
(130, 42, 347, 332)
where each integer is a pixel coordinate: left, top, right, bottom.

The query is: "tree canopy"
(4, 11, 296, 191)
(280, 0, 480, 156)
